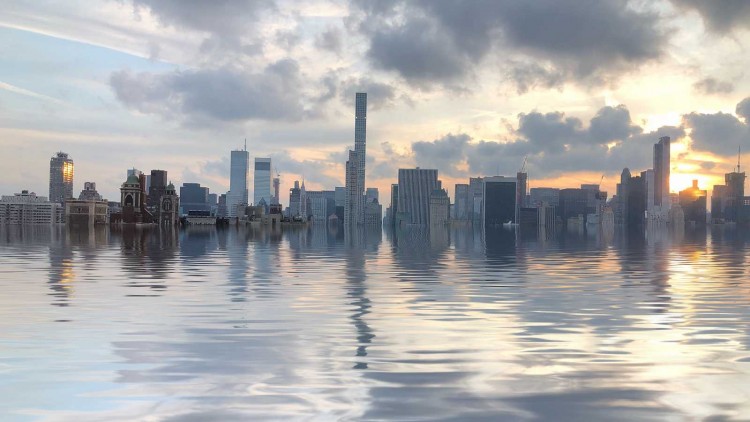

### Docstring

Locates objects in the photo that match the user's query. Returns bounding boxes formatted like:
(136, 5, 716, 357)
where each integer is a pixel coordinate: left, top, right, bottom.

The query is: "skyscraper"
(272, 176, 280, 205)
(654, 136, 671, 209)
(345, 92, 367, 225)
(254, 157, 272, 207)
(148, 169, 168, 208)
(49, 152, 74, 203)
(227, 147, 249, 218)
(483, 176, 517, 226)
(397, 168, 440, 226)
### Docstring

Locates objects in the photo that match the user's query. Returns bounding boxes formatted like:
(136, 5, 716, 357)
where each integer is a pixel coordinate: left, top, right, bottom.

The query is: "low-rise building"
(0, 190, 60, 224)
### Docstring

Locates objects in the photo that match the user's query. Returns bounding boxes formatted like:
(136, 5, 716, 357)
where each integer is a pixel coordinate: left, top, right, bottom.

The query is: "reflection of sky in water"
(1, 225, 750, 420)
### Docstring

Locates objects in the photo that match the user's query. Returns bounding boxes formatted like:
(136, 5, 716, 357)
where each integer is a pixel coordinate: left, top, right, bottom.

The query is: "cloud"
(736, 97, 750, 122)
(270, 150, 342, 188)
(407, 104, 686, 180)
(340, 77, 399, 110)
(683, 111, 749, 156)
(411, 134, 471, 176)
(110, 59, 308, 122)
(693, 77, 735, 95)
(670, 0, 750, 33)
(315, 27, 343, 55)
(132, 0, 274, 44)
(351, 0, 668, 89)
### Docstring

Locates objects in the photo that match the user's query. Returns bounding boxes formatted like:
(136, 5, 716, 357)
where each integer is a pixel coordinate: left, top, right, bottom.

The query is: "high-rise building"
(227, 148, 249, 218)
(272, 176, 280, 205)
(679, 180, 707, 225)
(529, 187, 560, 208)
(180, 183, 210, 214)
(654, 136, 671, 209)
(366, 187, 379, 204)
(516, 172, 528, 208)
(254, 157, 272, 207)
(397, 168, 440, 226)
(344, 93, 367, 225)
(289, 180, 301, 218)
(724, 171, 746, 223)
(483, 176, 517, 226)
(429, 189, 450, 226)
(469, 177, 484, 222)
(148, 169, 168, 208)
(454, 183, 469, 220)
(49, 152, 74, 203)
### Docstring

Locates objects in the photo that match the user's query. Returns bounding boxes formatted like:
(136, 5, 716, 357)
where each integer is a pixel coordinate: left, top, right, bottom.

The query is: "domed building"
(158, 182, 179, 225)
(120, 174, 150, 224)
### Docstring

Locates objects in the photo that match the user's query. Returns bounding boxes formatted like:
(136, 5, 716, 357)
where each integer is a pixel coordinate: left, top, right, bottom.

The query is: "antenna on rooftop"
(738, 145, 742, 173)
(244, 138, 247, 151)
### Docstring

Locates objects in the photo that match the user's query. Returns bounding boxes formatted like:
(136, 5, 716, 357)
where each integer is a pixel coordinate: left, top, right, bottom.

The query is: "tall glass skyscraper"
(254, 158, 272, 207)
(227, 147, 249, 218)
(345, 93, 367, 226)
(49, 152, 74, 203)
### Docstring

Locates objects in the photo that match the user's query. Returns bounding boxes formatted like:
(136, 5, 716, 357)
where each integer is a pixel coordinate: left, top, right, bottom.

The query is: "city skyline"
(2, 1, 750, 204)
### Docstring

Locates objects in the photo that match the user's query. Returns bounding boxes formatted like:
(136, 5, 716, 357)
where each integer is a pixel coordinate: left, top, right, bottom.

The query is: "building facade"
(49, 152, 74, 204)
(397, 168, 440, 226)
(429, 189, 450, 226)
(254, 158, 272, 208)
(227, 148, 249, 218)
(679, 180, 707, 225)
(483, 176, 517, 226)
(180, 183, 210, 214)
(344, 93, 367, 226)
(0, 191, 60, 224)
(454, 183, 469, 220)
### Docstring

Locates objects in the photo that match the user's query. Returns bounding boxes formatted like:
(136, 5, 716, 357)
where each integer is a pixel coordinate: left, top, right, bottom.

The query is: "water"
(1, 224, 750, 421)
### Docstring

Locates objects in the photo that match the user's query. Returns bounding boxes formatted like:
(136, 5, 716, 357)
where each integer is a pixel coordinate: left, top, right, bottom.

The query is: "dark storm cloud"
(683, 111, 750, 156)
(693, 77, 735, 95)
(736, 97, 750, 122)
(340, 77, 399, 110)
(110, 59, 307, 122)
(411, 134, 470, 176)
(409, 105, 686, 180)
(352, 0, 668, 88)
(670, 0, 750, 33)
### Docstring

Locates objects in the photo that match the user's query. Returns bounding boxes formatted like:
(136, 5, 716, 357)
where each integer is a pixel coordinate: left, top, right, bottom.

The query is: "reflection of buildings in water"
(114, 226, 179, 291)
(48, 238, 74, 307)
(428, 224, 450, 251)
(344, 240, 374, 370)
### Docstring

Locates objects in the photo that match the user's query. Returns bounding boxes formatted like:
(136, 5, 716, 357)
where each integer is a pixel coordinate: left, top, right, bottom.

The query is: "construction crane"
(519, 156, 527, 173)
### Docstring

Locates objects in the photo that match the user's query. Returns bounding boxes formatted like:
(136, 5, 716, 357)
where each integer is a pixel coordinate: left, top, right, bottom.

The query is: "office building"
(654, 136, 671, 209)
(227, 147, 249, 218)
(454, 183, 469, 220)
(66, 183, 109, 225)
(334, 186, 345, 222)
(429, 189, 450, 226)
(469, 177, 484, 222)
(218, 194, 227, 218)
(344, 92, 367, 225)
(207, 193, 218, 216)
(725, 171, 746, 223)
(272, 176, 280, 205)
(289, 180, 301, 218)
(365, 200, 383, 226)
(254, 157, 272, 208)
(483, 176, 517, 226)
(180, 183, 210, 214)
(147, 169, 168, 209)
(308, 190, 336, 222)
(529, 187, 560, 208)
(679, 180, 707, 225)
(397, 168, 440, 226)
(0, 191, 60, 224)
(366, 187, 379, 204)
(517, 172, 528, 208)
(559, 188, 588, 224)
(49, 152, 74, 204)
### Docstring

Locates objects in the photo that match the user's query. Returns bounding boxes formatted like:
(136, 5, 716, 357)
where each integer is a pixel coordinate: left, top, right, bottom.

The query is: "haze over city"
(2, 1, 750, 202)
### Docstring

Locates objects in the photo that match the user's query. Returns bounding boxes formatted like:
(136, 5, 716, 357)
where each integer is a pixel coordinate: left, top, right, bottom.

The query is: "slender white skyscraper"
(227, 145, 249, 218)
(254, 157, 272, 207)
(345, 93, 367, 225)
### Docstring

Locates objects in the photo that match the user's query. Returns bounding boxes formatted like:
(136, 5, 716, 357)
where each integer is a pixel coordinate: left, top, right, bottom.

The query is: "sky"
(1, 0, 750, 203)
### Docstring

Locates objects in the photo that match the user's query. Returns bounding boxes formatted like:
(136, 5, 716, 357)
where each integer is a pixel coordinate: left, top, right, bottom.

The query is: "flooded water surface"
(2, 225, 750, 421)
